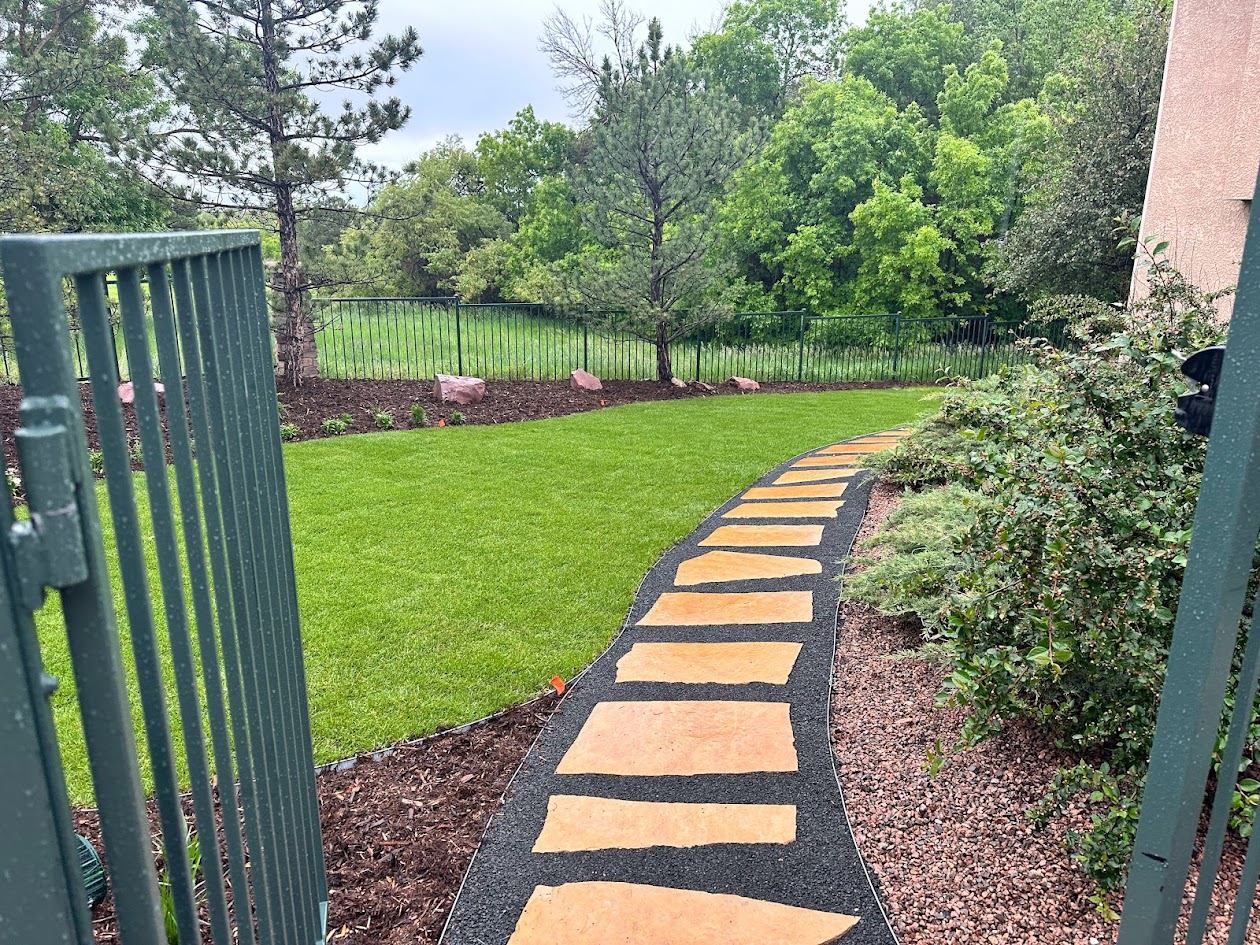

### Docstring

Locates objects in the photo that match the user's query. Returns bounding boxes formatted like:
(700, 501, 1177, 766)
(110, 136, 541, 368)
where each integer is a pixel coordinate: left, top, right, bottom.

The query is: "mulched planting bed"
(833, 480, 1260, 945)
(0, 377, 911, 461)
(275, 377, 911, 440)
(74, 694, 558, 944)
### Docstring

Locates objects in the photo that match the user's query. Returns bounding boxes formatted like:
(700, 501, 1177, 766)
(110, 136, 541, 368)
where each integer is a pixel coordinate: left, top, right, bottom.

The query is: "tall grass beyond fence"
(311, 299, 1068, 385)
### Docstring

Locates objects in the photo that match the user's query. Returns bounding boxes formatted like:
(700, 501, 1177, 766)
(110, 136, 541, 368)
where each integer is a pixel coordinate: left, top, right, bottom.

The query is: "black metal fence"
(0, 299, 1069, 385)
(310, 298, 1070, 385)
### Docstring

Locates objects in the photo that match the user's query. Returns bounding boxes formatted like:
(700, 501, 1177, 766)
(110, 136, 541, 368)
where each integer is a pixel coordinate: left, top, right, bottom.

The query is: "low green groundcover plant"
(847, 252, 1259, 911)
(41, 388, 931, 805)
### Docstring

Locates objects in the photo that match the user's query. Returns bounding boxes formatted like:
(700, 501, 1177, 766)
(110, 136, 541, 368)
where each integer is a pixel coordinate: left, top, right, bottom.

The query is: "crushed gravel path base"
(441, 435, 903, 945)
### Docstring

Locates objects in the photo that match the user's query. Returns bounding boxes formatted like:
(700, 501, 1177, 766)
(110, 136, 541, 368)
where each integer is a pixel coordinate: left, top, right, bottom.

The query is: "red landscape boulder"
(728, 376, 761, 392)
(570, 368, 603, 392)
(434, 373, 486, 405)
(690, 381, 716, 393)
(670, 376, 688, 389)
(118, 381, 166, 405)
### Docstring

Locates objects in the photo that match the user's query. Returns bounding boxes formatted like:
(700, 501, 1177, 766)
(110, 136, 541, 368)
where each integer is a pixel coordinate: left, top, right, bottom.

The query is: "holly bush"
(855, 255, 1260, 906)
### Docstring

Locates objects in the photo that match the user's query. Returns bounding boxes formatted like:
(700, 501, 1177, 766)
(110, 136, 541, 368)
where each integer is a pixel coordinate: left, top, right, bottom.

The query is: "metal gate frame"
(0, 231, 326, 945)
(1117, 184, 1260, 940)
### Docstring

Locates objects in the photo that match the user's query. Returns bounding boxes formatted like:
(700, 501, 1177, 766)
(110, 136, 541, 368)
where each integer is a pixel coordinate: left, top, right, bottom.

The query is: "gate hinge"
(9, 396, 89, 610)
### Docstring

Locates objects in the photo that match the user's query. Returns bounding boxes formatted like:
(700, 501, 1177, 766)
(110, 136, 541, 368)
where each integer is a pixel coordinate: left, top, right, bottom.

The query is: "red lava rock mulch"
(833, 480, 1259, 945)
(75, 694, 558, 944)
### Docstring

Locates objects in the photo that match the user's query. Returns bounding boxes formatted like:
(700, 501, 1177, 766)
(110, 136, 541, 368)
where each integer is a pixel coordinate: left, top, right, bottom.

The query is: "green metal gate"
(0, 231, 326, 945)
(1117, 204, 1260, 938)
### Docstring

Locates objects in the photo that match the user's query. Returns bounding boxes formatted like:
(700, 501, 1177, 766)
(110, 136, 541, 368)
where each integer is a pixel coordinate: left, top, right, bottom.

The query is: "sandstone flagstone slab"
(793, 456, 865, 468)
(506, 882, 859, 945)
(674, 550, 821, 585)
(723, 501, 844, 519)
(531, 796, 797, 852)
(772, 469, 857, 485)
(816, 446, 874, 456)
(638, 590, 813, 625)
(744, 482, 849, 500)
(615, 641, 803, 684)
(699, 524, 825, 547)
(555, 701, 797, 775)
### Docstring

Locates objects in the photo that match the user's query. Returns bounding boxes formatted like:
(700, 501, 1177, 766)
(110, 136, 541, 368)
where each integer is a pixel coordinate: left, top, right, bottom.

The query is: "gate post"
(0, 544, 94, 945)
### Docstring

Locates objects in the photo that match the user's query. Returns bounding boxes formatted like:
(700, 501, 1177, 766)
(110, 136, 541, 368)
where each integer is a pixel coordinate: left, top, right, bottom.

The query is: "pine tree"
(139, 0, 421, 381)
(573, 19, 760, 382)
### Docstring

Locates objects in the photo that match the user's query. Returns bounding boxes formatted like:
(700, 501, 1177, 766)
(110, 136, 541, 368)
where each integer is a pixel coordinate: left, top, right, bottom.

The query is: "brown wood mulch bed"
(74, 694, 559, 944)
(270, 377, 908, 441)
(0, 376, 909, 465)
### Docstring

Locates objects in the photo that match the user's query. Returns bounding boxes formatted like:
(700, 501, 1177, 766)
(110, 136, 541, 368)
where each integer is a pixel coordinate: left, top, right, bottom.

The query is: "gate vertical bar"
(797, 311, 806, 382)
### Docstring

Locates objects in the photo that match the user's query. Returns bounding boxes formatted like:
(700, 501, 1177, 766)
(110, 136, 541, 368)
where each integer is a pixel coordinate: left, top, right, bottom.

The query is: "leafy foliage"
(0, 0, 166, 233)
(990, 0, 1168, 301)
(857, 256, 1260, 902)
(725, 45, 1050, 320)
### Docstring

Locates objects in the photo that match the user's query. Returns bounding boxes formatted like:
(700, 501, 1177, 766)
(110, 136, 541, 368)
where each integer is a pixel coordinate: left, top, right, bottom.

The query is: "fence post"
(110, 320, 123, 382)
(977, 318, 990, 378)
(797, 311, 806, 382)
(891, 312, 902, 381)
(455, 298, 463, 375)
(694, 331, 702, 382)
(583, 322, 589, 373)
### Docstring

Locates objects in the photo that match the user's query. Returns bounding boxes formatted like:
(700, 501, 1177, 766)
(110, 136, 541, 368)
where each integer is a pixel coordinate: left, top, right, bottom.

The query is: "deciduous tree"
(990, 0, 1168, 301)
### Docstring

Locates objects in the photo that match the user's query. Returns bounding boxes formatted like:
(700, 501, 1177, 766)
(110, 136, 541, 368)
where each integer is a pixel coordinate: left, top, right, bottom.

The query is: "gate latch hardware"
(9, 396, 89, 610)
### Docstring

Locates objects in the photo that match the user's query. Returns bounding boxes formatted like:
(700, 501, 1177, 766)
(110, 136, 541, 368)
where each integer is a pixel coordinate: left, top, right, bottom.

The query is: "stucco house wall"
(1132, 0, 1260, 318)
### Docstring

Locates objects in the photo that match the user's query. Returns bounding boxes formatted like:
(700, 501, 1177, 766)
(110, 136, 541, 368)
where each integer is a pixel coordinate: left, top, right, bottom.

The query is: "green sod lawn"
(41, 388, 932, 803)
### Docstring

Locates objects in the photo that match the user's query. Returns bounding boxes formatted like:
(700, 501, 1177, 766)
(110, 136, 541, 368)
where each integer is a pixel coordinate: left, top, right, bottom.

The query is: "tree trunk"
(655, 318, 672, 382)
(274, 185, 317, 382)
(260, 0, 317, 384)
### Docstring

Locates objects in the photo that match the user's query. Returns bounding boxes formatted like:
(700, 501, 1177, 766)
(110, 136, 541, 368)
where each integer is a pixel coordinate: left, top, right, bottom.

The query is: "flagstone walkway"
(441, 430, 910, 945)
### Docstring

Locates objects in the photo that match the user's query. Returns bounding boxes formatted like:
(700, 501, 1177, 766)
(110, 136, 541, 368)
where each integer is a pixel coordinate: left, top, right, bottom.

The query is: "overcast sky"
(362, 0, 875, 170)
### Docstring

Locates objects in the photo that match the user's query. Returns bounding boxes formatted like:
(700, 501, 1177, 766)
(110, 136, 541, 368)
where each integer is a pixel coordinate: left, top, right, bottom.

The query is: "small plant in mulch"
(279, 423, 299, 441)
(88, 450, 105, 474)
(320, 417, 349, 436)
(156, 826, 204, 945)
(409, 403, 426, 427)
(448, 411, 466, 426)
(371, 407, 394, 430)
(129, 436, 144, 467)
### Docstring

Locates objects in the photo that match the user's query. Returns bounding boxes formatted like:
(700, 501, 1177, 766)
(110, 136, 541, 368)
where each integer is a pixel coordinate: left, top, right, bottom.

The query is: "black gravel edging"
(440, 440, 897, 945)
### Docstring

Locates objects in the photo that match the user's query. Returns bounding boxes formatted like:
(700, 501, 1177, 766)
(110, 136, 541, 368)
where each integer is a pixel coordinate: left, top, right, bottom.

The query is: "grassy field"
(312, 300, 1041, 385)
(38, 388, 935, 803)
